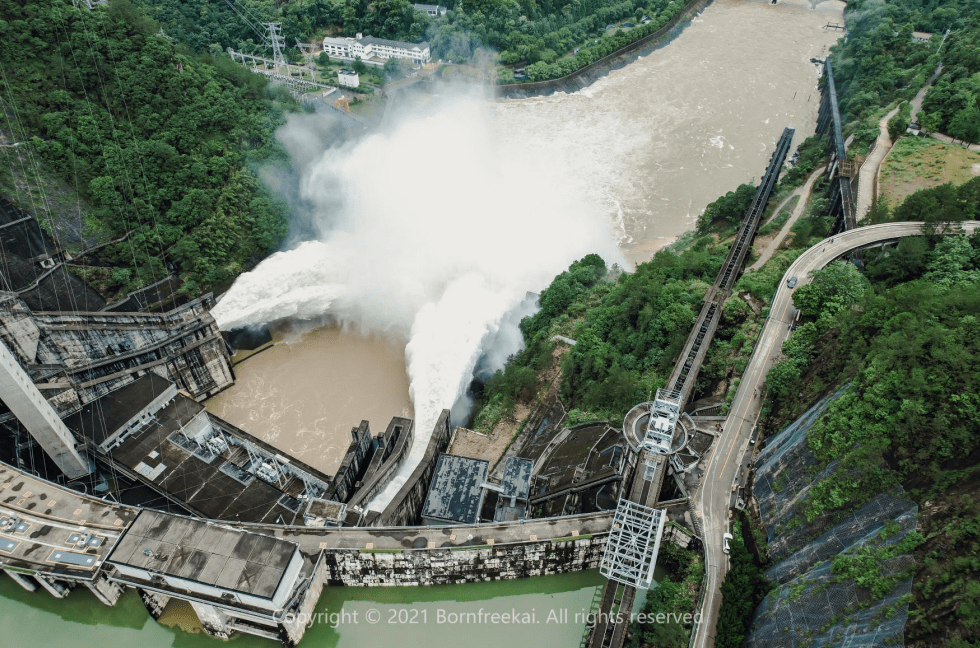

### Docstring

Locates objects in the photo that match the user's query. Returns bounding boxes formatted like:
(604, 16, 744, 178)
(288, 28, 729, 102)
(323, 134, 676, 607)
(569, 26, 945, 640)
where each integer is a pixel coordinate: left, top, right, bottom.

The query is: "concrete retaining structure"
(323, 535, 607, 586)
(375, 409, 453, 526)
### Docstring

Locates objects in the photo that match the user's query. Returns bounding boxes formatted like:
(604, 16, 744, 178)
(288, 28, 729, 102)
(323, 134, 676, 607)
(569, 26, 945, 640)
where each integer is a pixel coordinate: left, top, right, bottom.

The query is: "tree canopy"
(0, 0, 290, 298)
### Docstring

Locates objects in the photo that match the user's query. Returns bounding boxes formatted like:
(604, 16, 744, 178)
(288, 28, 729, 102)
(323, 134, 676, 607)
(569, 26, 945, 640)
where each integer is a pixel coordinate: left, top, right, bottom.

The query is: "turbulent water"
(210, 0, 845, 511)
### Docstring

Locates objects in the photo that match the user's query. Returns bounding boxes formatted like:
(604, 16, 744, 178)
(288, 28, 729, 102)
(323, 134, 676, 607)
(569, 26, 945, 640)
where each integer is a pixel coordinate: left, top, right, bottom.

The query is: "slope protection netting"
(747, 388, 919, 647)
(754, 389, 847, 562)
(746, 510, 918, 648)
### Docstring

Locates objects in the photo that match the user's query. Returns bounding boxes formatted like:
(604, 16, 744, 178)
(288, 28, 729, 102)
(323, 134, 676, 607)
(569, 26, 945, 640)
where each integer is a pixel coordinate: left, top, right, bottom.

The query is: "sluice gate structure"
(586, 127, 795, 648)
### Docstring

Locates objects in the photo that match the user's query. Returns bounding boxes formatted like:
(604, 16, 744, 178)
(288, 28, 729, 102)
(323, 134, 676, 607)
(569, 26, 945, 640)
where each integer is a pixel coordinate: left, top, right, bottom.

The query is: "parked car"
(787, 276, 798, 288)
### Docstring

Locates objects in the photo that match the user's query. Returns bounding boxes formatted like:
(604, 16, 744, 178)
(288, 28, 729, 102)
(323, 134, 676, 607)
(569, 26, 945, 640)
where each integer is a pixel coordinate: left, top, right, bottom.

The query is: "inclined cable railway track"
(586, 127, 795, 648)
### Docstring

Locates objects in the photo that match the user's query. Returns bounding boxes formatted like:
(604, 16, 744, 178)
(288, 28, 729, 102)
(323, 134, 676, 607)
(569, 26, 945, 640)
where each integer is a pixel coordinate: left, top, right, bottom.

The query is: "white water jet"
(212, 89, 623, 511)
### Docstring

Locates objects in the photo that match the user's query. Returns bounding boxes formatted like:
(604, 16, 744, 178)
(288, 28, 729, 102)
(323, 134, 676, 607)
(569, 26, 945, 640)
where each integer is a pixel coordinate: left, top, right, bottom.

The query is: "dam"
(0, 0, 849, 645)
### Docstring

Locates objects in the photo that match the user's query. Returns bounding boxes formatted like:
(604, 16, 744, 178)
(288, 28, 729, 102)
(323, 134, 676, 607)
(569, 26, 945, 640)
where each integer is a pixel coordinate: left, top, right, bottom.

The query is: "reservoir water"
(3, 0, 845, 643)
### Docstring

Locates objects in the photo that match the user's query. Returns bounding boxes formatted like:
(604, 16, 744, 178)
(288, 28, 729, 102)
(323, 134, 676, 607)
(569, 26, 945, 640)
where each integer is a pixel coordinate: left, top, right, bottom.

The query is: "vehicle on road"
(723, 532, 733, 554)
(787, 276, 798, 288)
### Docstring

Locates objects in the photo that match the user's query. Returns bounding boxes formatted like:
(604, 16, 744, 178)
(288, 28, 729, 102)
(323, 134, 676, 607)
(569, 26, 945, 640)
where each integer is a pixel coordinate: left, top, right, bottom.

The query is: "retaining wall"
(322, 534, 607, 586)
(376, 409, 453, 526)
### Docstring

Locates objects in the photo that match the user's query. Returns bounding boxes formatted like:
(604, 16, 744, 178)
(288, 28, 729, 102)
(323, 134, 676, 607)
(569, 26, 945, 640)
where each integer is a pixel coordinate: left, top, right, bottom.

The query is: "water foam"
(212, 89, 623, 512)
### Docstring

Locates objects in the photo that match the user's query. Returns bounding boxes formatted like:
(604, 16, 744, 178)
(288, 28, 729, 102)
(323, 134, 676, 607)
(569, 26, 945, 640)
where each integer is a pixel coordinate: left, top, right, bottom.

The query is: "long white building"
(322, 33, 430, 66)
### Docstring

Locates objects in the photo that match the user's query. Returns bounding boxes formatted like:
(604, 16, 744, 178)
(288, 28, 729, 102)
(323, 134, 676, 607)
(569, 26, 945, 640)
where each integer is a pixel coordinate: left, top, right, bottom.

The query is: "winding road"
(690, 220, 980, 648)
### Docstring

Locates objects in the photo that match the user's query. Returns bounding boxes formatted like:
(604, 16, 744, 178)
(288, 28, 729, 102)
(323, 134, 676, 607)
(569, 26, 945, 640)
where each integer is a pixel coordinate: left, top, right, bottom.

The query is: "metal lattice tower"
(263, 22, 287, 73)
(599, 499, 666, 589)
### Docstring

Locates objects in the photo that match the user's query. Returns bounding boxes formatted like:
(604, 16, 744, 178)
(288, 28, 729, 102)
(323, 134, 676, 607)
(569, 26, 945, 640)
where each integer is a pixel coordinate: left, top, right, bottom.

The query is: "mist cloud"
(212, 86, 623, 511)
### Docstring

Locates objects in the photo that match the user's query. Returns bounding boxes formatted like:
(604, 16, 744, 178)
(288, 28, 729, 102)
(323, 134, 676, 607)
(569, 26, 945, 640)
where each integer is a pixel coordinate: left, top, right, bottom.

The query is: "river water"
(206, 0, 844, 482)
(0, 567, 604, 648)
(0, 0, 845, 643)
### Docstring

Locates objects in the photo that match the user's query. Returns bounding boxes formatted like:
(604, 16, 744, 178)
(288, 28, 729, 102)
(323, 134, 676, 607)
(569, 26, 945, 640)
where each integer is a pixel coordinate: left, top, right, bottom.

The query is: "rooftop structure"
(645, 388, 681, 454)
(0, 463, 135, 579)
(493, 456, 532, 522)
(322, 33, 430, 66)
(0, 292, 233, 413)
(337, 68, 359, 88)
(412, 3, 447, 17)
(421, 454, 488, 525)
(107, 509, 305, 612)
(64, 375, 334, 524)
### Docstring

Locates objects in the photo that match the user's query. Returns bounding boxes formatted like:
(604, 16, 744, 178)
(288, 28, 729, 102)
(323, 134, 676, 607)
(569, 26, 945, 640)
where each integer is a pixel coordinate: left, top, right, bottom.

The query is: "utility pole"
(264, 22, 287, 75)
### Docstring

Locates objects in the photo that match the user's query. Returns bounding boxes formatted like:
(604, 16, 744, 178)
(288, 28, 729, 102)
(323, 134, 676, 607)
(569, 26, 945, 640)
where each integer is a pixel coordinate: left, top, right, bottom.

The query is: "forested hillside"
(132, 0, 699, 83)
(759, 198, 980, 645)
(0, 0, 290, 300)
(831, 0, 980, 147)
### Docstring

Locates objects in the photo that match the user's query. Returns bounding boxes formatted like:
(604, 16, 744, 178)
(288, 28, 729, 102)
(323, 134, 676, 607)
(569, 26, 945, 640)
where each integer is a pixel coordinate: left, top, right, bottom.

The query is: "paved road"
(690, 220, 980, 648)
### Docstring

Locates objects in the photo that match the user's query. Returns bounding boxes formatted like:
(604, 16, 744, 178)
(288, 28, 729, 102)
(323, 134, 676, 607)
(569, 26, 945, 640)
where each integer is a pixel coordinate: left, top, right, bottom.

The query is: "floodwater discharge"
(206, 323, 412, 475)
(207, 0, 844, 495)
(4, 0, 846, 643)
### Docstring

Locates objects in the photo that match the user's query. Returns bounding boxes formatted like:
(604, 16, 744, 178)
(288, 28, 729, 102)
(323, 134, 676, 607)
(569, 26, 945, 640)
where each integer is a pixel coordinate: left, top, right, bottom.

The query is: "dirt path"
(857, 63, 945, 219)
(748, 166, 824, 271)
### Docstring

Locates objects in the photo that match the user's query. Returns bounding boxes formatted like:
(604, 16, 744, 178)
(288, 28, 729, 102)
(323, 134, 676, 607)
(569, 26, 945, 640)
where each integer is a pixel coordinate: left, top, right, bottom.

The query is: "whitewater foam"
(212, 89, 623, 512)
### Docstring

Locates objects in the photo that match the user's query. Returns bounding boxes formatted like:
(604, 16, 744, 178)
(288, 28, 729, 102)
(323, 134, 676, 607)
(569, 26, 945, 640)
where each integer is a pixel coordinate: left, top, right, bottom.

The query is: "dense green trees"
(628, 541, 703, 648)
(764, 229, 980, 515)
(695, 183, 754, 234)
(760, 222, 980, 644)
(0, 0, 289, 297)
(471, 239, 726, 427)
(714, 522, 770, 648)
(792, 261, 871, 318)
(832, 0, 980, 147)
(920, 17, 980, 142)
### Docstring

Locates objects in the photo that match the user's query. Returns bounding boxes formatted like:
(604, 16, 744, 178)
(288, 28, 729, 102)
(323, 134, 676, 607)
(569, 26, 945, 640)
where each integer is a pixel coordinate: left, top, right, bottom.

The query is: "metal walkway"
(816, 57, 856, 233)
(667, 127, 795, 405)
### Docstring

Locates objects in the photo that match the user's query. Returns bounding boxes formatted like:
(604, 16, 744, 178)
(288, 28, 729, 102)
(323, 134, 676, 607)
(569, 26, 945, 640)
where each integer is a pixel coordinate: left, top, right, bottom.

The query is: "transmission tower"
(263, 22, 287, 74)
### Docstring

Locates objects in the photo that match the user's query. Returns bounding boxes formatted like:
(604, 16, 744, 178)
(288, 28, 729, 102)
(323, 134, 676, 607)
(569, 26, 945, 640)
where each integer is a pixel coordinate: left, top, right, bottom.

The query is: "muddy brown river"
(205, 0, 845, 474)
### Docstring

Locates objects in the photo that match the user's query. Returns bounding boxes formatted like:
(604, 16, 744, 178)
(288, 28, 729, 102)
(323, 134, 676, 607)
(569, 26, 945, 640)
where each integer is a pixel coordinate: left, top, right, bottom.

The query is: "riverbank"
(497, 0, 714, 99)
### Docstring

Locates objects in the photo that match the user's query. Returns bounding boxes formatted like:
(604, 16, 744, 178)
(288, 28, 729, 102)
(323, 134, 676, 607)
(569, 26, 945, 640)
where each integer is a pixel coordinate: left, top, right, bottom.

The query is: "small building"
(912, 31, 933, 43)
(337, 68, 359, 88)
(107, 509, 310, 637)
(322, 33, 431, 67)
(421, 454, 488, 525)
(412, 3, 447, 17)
(322, 36, 354, 59)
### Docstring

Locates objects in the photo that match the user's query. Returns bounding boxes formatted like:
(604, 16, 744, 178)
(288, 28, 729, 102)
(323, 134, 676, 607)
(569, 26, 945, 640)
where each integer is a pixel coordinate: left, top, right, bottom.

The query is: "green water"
(0, 570, 605, 648)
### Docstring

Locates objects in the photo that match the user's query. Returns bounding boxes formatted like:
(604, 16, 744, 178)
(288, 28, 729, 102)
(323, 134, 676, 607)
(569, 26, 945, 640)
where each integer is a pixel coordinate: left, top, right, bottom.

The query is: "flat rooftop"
(0, 461, 136, 576)
(422, 454, 488, 525)
(107, 509, 297, 599)
(64, 372, 174, 445)
(108, 393, 330, 524)
(500, 456, 532, 500)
